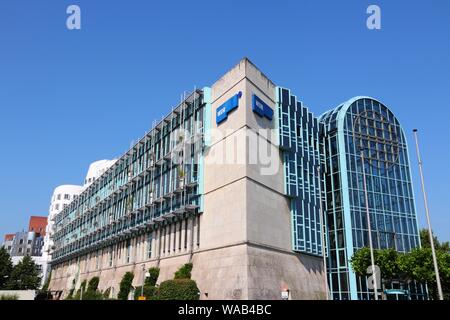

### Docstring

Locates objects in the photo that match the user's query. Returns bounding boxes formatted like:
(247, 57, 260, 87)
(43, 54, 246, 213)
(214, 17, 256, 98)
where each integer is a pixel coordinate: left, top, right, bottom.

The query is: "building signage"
(252, 94, 273, 120)
(216, 91, 242, 124)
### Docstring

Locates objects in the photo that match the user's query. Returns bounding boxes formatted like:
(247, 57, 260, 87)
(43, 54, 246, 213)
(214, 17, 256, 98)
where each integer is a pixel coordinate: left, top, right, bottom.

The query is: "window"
(57, 194, 61, 200)
(64, 194, 70, 200)
(109, 248, 113, 267)
(147, 233, 152, 259)
(126, 240, 131, 263)
(96, 251, 100, 270)
(27, 240, 32, 245)
(18, 248, 23, 253)
(19, 239, 24, 245)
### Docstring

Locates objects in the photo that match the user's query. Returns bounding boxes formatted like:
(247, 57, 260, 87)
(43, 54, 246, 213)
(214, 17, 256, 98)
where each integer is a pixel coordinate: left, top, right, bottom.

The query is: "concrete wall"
(0, 290, 36, 300)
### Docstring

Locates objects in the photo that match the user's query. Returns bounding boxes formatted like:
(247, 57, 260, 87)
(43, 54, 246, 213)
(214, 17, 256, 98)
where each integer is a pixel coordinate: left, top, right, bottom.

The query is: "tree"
(350, 247, 401, 297)
(420, 229, 450, 253)
(399, 247, 450, 300)
(73, 279, 87, 300)
(0, 247, 13, 289)
(6, 256, 41, 290)
(82, 277, 103, 300)
(350, 247, 373, 276)
(376, 248, 400, 281)
(118, 272, 134, 300)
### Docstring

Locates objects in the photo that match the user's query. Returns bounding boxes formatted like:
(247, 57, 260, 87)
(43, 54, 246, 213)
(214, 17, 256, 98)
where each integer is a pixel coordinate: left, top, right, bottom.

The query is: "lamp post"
(360, 150, 379, 300)
(141, 264, 145, 298)
(412, 129, 443, 300)
(317, 165, 329, 300)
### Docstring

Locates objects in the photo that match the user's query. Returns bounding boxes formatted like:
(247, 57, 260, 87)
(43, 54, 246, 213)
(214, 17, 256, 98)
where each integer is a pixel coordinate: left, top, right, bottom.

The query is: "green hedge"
(157, 279, 199, 300)
(0, 294, 18, 300)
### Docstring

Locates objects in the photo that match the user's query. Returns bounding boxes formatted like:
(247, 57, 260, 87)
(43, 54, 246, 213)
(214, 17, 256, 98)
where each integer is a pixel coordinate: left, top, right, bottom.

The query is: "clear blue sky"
(0, 0, 449, 241)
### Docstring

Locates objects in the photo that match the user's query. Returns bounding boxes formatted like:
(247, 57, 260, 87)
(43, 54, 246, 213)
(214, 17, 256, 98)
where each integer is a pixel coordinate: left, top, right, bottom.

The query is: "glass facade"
(52, 90, 207, 264)
(276, 87, 325, 256)
(320, 96, 425, 300)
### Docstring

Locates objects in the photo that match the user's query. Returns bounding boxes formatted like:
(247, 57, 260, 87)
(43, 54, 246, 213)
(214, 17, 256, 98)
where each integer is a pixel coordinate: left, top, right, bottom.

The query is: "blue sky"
(0, 0, 449, 241)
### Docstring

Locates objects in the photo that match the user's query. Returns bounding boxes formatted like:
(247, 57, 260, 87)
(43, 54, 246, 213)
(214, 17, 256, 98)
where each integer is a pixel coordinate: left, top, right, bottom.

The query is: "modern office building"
(320, 97, 424, 300)
(47, 58, 422, 300)
(48, 58, 327, 300)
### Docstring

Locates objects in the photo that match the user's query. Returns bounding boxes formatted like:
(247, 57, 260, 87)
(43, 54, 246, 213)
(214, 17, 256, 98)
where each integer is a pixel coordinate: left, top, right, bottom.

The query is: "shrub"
(0, 294, 18, 300)
(118, 272, 134, 300)
(35, 290, 53, 300)
(134, 285, 157, 300)
(83, 290, 104, 300)
(174, 263, 193, 280)
(65, 288, 75, 300)
(102, 287, 111, 299)
(157, 279, 199, 300)
(73, 279, 87, 300)
(146, 267, 160, 287)
(87, 277, 100, 292)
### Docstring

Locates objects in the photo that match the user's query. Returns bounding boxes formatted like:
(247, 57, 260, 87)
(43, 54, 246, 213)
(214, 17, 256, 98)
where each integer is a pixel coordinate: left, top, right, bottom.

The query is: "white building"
(42, 160, 116, 285)
(83, 160, 117, 188)
(42, 185, 84, 283)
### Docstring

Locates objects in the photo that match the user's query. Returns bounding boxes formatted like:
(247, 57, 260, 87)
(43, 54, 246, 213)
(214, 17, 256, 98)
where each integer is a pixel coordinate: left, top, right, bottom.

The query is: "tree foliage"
(420, 229, 450, 253)
(0, 247, 13, 289)
(174, 263, 193, 279)
(134, 285, 157, 300)
(351, 242, 450, 300)
(157, 279, 199, 300)
(73, 279, 87, 300)
(118, 272, 134, 300)
(6, 255, 41, 290)
(146, 267, 160, 286)
(350, 247, 373, 276)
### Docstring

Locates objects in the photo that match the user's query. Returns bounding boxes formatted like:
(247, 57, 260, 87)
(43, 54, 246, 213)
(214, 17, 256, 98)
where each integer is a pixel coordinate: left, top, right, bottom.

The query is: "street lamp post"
(141, 264, 145, 298)
(412, 129, 443, 301)
(360, 150, 379, 300)
(317, 165, 329, 300)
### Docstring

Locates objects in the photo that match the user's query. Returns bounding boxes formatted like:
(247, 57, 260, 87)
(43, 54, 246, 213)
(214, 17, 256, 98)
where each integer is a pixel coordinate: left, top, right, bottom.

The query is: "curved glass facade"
(320, 97, 425, 300)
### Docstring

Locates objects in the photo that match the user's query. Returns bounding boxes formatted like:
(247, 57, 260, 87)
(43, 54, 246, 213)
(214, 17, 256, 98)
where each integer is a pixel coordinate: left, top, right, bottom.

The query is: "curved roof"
(320, 96, 384, 123)
(319, 96, 403, 134)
